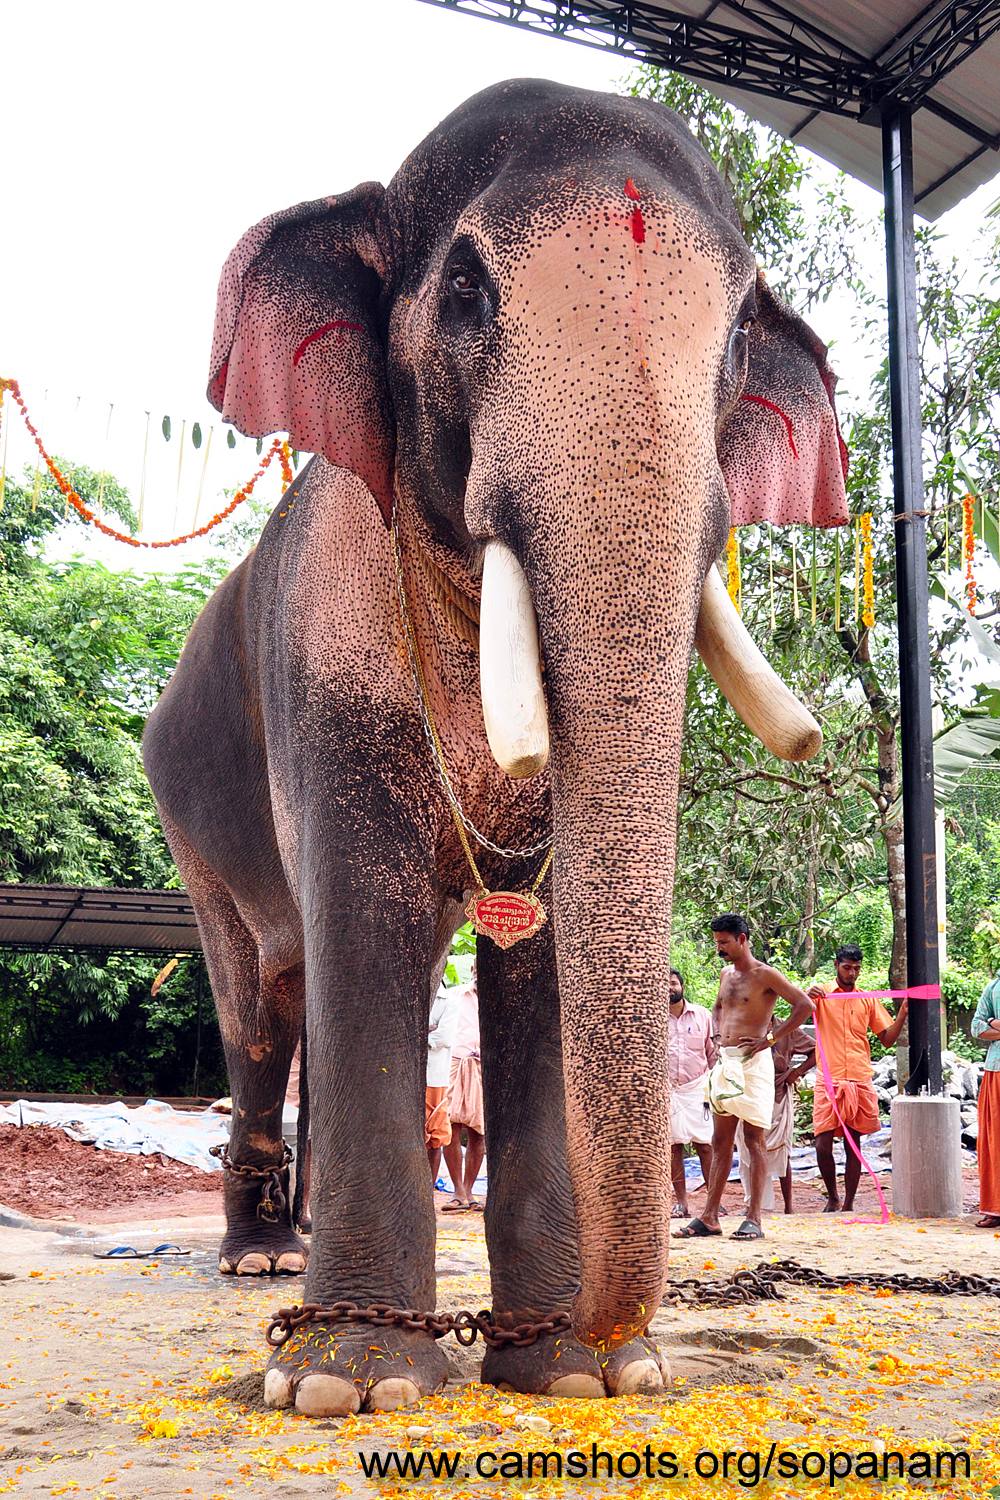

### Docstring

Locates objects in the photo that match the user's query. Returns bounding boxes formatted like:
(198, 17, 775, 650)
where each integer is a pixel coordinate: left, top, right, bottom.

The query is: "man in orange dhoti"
(808, 945, 907, 1213)
(971, 975, 1000, 1228)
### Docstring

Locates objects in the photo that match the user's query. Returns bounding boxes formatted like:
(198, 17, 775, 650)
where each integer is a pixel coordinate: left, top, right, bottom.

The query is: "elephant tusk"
(695, 565, 822, 762)
(479, 540, 550, 778)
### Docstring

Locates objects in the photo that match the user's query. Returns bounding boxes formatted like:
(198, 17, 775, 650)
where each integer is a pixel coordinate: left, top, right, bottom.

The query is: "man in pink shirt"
(667, 969, 717, 1219)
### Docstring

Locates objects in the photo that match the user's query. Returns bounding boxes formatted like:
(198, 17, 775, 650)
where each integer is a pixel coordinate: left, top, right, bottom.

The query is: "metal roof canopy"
(418, 1, 1000, 219)
(0, 885, 201, 955)
(415, 1, 1000, 1118)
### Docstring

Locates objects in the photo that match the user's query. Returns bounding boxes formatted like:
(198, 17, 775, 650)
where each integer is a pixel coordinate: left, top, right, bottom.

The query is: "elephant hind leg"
(162, 817, 307, 1276)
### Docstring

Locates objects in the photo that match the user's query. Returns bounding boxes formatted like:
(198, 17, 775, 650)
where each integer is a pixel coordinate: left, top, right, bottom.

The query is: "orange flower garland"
(860, 511, 875, 628)
(962, 492, 977, 614)
(726, 527, 741, 614)
(0, 376, 286, 549)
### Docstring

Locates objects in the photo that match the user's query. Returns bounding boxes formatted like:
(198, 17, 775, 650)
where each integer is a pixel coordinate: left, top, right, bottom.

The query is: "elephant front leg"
(264, 887, 450, 1418)
(477, 931, 669, 1398)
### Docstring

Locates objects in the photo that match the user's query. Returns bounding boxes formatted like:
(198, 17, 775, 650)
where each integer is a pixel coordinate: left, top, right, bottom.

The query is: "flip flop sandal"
(975, 1215, 1000, 1229)
(670, 1205, 689, 1219)
(671, 1218, 722, 1238)
(441, 1197, 470, 1213)
(467, 1199, 485, 1212)
(94, 1244, 191, 1260)
(731, 1219, 765, 1241)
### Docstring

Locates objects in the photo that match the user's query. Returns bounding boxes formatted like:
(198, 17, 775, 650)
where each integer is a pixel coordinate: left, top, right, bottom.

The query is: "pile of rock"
(871, 1051, 984, 1145)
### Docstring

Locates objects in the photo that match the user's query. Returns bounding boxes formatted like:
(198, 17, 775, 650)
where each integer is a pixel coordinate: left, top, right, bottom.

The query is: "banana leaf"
(932, 715, 1000, 809)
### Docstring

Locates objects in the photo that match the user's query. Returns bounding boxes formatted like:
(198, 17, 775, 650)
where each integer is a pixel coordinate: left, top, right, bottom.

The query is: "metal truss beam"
(869, 0, 1000, 110)
(417, 0, 873, 115)
(415, 0, 1000, 133)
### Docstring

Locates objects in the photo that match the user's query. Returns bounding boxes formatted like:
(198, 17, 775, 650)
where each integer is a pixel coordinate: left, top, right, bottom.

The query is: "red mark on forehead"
(292, 319, 363, 367)
(740, 393, 798, 458)
(624, 178, 645, 244)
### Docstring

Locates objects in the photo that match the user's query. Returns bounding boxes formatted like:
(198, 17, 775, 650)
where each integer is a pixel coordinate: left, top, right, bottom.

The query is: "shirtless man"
(674, 913, 814, 1242)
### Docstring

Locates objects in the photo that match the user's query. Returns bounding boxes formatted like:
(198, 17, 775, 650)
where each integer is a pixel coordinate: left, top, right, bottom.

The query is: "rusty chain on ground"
(266, 1257, 1000, 1352)
(210, 1143, 293, 1224)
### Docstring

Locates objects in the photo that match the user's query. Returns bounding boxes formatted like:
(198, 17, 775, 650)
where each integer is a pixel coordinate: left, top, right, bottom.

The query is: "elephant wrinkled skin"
(143, 79, 847, 1417)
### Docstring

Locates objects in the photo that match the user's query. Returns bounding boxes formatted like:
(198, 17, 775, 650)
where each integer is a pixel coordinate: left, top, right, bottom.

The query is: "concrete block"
(890, 1094, 964, 1219)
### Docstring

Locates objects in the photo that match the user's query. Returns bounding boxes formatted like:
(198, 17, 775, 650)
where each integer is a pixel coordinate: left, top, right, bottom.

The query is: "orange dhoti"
(424, 1086, 452, 1149)
(978, 1070, 1000, 1215)
(812, 1076, 880, 1137)
(449, 1055, 485, 1137)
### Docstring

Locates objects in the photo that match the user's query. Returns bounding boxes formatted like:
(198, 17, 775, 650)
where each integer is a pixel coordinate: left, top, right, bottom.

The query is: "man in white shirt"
(667, 969, 717, 1219)
(442, 977, 485, 1212)
(426, 984, 455, 1181)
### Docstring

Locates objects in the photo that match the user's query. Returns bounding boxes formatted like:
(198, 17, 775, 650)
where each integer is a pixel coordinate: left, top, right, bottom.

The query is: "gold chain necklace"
(392, 521, 553, 949)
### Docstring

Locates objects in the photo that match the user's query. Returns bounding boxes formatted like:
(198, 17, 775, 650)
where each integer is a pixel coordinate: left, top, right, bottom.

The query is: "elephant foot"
(219, 1221, 308, 1276)
(265, 1324, 449, 1416)
(481, 1330, 669, 1398)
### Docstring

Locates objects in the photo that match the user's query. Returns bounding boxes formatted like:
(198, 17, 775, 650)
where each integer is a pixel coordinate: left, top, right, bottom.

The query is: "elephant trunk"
(539, 565, 700, 1350)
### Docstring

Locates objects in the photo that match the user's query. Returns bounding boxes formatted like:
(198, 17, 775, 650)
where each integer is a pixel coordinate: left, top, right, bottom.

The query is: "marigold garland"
(860, 511, 875, 628)
(962, 492, 977, 614)
(725, 527, 741, 614)
(0, 376, 286, 549)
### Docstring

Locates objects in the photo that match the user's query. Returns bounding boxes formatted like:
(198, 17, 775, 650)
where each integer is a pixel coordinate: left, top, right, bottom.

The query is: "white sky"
(2, 0, 997, 567)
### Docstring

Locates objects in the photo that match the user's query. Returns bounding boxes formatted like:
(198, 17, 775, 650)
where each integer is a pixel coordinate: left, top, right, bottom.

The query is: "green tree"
(0, 463, 230, 1092)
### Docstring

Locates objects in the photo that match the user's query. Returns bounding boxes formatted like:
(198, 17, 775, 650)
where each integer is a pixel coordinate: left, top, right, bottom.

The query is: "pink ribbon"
(827, 983, 941, 1001)
(809, 985, 929, 1226)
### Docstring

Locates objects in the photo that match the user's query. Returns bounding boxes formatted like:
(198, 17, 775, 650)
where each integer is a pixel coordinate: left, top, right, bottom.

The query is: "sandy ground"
(1, 1184, 999, 1499)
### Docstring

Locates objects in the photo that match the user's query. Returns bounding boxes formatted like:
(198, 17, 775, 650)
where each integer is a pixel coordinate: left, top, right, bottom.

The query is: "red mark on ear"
(740, 393, 798, 458)
(623, 178, 645, 243)
(292, 320, 363, 367)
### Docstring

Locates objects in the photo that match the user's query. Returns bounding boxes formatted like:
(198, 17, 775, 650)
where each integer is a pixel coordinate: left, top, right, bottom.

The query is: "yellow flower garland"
(963, 492, 977, 614)
(860, 512, 875, 628)
(726, 527, 741, 614)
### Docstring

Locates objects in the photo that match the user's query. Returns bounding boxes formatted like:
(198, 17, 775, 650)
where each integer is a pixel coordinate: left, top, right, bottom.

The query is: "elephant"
(142, 78, 847, 1418)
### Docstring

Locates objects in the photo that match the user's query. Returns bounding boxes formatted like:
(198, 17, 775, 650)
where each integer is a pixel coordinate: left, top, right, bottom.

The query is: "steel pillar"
(880, 105, 942, 1095)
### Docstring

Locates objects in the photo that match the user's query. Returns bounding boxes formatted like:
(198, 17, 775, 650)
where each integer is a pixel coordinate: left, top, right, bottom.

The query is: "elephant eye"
(448, 267, 482, 301)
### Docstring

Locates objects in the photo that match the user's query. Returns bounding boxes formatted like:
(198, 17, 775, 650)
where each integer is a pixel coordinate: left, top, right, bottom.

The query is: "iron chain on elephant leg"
(265, 1300, 574, 1351)
(210, 1143, 294, 1223)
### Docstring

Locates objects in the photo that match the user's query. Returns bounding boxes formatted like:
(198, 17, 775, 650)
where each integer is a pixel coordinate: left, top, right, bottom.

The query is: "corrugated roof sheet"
(0, 885, 202, 954)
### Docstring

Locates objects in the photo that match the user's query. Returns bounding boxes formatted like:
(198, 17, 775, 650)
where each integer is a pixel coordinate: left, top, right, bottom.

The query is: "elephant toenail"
(366, 1377, 423, 1411)
(234, 1252, 271, 1275)
(546, 1373, 605, 1398)
(263, 1368, 293, 1408)
(294, 1374, 361, 1417)
(275, 1251, 307, 1274)
(606, 1357, 664, 1395)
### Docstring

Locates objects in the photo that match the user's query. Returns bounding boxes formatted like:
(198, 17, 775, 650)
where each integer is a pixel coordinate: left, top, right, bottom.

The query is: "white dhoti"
(736, 1085, 795, 1212)
(706, 1046, 775, 1129)
(670, 1073, 713, 1146)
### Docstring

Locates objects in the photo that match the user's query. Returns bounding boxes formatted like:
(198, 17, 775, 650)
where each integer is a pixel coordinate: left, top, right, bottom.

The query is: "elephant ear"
(719, 275, 849, 529)
(207, 184, 394, 524)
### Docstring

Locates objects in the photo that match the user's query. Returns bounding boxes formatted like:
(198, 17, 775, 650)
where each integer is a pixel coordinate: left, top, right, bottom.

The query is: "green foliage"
(0, 465, 233, 1094)
(444, 923, 477, 986)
